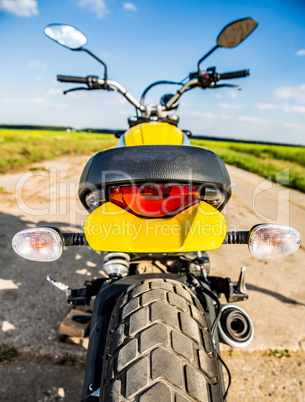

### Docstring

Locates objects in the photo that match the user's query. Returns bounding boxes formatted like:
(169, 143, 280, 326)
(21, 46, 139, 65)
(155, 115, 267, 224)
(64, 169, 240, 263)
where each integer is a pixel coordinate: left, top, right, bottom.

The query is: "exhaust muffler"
(218, 304, 254, 348)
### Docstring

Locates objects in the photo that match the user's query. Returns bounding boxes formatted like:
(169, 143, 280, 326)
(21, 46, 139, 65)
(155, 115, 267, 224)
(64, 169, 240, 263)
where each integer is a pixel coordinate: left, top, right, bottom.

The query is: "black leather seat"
(79, 145, 231, 210)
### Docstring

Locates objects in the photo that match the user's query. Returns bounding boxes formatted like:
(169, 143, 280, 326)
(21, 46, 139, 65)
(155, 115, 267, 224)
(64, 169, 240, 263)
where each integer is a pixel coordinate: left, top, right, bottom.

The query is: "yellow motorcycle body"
(82, 122, 228, 252)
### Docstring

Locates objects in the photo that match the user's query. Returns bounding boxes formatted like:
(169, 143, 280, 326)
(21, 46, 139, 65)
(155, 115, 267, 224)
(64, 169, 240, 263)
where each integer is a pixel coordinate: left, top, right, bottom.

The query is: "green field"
(0, 128, 304, 193)
(191, 139, 305, 193)
(0, 129, 117, 173)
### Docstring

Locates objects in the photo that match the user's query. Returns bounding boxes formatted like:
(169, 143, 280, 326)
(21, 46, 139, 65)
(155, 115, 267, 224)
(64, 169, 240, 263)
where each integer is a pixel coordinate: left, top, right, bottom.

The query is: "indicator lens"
(12, 228, 63, 262)
(248, 224, 301, 259)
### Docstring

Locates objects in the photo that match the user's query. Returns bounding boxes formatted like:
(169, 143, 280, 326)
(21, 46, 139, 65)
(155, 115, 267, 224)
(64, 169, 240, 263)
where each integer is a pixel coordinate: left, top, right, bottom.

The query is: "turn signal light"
(12, 227, 63, 262)
(248, 224, 301, 259)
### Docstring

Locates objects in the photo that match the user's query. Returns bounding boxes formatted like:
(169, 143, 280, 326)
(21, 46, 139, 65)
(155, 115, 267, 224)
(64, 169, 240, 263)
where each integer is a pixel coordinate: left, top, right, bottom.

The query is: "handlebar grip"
(57, 75, 88, 84)
(218, 70, 250, 80)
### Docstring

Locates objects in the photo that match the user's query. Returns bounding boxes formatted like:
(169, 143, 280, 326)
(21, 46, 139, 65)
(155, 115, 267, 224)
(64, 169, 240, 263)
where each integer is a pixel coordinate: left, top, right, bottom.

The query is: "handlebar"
(56, 69, 249, 113)
(165, 78, 199, 109)
(218, 69, 249, 80)
(57, 75, 89, 84)
(165, 68, 249, 109)
(57, 74, 145, 111)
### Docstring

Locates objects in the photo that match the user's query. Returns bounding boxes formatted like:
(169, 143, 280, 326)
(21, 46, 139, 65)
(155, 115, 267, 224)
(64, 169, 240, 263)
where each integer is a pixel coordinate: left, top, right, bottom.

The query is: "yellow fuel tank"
(124, 122, 184, 146)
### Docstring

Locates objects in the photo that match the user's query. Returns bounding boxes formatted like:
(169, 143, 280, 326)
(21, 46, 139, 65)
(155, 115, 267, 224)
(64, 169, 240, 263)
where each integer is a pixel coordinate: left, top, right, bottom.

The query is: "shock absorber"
(102, 252, 131, 278)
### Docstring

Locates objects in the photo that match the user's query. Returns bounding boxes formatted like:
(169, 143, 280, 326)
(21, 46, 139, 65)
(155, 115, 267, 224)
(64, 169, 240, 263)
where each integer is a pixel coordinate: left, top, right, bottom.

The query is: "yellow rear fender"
(84, 201, 227, 253)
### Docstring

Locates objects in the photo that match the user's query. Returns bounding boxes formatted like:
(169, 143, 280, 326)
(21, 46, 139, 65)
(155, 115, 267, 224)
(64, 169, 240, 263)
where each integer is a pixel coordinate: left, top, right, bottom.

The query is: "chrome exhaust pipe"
(218, 304, 254, 349)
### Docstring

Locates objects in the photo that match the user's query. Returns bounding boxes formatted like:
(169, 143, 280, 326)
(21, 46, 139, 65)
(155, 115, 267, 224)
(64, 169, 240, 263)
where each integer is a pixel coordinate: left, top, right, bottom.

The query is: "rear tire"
(100, 278, 223, 401)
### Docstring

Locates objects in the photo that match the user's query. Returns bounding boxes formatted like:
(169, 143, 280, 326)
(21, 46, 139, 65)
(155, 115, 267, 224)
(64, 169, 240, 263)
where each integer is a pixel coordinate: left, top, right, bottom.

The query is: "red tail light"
(109, 185, 200, 217)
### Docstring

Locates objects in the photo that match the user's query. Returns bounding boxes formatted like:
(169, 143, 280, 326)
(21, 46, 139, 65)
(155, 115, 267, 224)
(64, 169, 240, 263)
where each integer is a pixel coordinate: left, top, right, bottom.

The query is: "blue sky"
(0, 0, 304, 144)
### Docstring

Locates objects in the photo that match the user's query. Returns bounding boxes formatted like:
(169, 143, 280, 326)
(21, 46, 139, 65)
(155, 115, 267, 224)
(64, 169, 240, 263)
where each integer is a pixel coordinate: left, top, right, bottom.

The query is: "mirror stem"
(79, 48, 108, 81)
(197, 45, 219, 73)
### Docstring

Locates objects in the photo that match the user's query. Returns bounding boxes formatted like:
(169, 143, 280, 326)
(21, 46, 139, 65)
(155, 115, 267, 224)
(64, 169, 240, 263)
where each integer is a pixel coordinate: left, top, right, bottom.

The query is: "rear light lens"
(12, 227, 63, 262)
(109, 185, 200, 217)
(248, 224, 301, 259)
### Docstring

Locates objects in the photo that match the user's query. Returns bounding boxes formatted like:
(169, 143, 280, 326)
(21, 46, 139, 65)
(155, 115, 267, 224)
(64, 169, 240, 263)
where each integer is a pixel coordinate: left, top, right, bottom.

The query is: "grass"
(0, 344, 17, 363)
(0, 129, 117, 173)
(0, 128, 304, 193)
(266, 349, 291, 359)
(29, 166, 48, 171)
(191, 139, 305, 193)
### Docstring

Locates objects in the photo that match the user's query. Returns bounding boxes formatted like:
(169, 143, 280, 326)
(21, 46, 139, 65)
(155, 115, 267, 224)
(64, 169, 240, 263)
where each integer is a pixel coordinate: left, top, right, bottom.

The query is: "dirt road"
(0, 154, 305, 401)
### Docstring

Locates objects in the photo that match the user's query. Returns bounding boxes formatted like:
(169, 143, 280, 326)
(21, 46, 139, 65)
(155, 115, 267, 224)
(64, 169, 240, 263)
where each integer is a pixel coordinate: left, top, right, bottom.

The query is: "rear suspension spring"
(102, 252, 131, 277)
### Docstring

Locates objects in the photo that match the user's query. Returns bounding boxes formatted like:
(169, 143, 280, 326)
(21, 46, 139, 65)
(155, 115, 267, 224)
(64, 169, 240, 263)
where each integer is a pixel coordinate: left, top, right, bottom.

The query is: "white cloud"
(220, 114, 271, 126)
(220, 114, 233, 120)
(255, 102, 305, 114)
(104, 96, 128, 105)
(31, 97, 69, 108)
(282, 122, 305, 130)
(180, 101, 191, 108)
(218, 102, 243, 109)
(296, 49, 305, 56)
(1, 98, 25, 104)
(1, 97, 69, 109)
(77, 0, 109, 18)
(227, 91, 238, 98)
(182, 110, 216, 119)
(31, 98, 47, 105)
(237, 116, 270, 125)
(47, 88, 63, 96)
(185, 111, 270, 125)
(0, 0, 38, 17)
(282, 104, 305, 114)
(118, 110, 128, 115)
(275, 84, 305, 103)
(213, 91, 238, 100)
(16, 90, 40, 96)
(255, 102, 277, 110)
(123, 2, 138, 11)
(28, 60, 47, 69)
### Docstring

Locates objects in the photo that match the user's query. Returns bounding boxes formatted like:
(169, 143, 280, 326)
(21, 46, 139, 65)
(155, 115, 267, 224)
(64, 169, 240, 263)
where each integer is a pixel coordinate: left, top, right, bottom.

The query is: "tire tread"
(100, 278, 223, 402)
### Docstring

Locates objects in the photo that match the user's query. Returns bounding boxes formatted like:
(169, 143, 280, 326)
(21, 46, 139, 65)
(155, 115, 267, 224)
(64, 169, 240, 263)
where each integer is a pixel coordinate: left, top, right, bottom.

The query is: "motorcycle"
(12, 18, 301, 401)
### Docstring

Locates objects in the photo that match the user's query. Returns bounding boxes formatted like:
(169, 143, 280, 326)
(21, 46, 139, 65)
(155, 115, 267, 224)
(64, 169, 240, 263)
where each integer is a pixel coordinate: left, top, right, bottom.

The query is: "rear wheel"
(100, 278, 223, 401)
